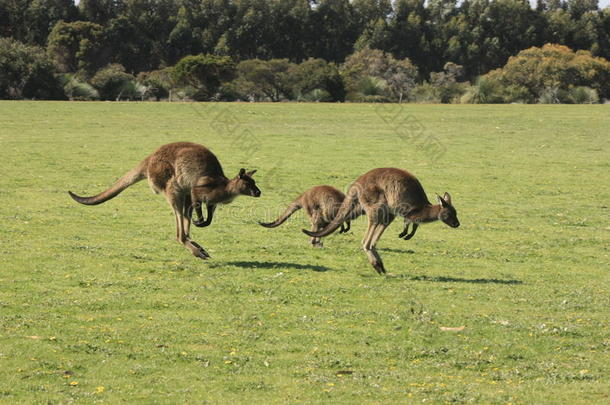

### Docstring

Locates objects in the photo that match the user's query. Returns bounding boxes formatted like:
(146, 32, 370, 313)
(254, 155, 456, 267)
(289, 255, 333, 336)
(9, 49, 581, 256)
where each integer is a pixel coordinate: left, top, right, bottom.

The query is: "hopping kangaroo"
(259, 185, 351, 247)
(303, 168, 459, 274)
(68, 142, 261, 259)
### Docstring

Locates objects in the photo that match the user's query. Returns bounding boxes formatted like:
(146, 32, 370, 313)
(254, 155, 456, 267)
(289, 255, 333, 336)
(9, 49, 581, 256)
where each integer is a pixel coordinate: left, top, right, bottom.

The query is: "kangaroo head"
(234, 168, 261, 197)
(437, 192, 459, 228)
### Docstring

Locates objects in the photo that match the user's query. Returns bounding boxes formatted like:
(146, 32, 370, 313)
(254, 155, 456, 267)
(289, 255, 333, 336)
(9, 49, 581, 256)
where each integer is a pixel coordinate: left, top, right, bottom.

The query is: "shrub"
(300, 89, 333, 102)
(292, 58, 345, 102)
(537, 87, 562, 104)
(119, 80, 148, 100)
(233, 59, 295, 102)
(412, 82, 440, 104)
(90, 64, 136, 100)
(429, 62, 467, 103)
(137, 69, 173, 100)
(569, 86, 599, 104)
(460, 76, 505, 104)
(481, 44, 610, 102)
(62, 75, 99, 100)
(346, 76, 390, 102)
(342, 47, 416, 102)
(172, 54, 235, 101)
(0, 38, 64, 100)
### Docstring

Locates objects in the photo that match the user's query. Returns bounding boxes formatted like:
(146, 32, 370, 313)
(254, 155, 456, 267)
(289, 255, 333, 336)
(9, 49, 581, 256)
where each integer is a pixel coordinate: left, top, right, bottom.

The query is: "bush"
(569, 86, 599, 104)
(292, 58, 345, 102)
(170, 86, 198, 102)
(137, 69, 173, 100)
(233, 59, 295, 102)
(346, 76, 391, 102)
(342, 47, 417, 102)
(119, 80, 148, 100)
(172, 54, 235, 101)
(537, 87, 563, 104)
(460, 76, 505, 104)
(429, 62, 467, 103)
(481, 44, 610, 102)
(412, 82, 440, 104)
(0, 38, 64, 100)
(90, 64, 136, 100)
(300, 88, 333, 102)
(62, 75, 99, 100)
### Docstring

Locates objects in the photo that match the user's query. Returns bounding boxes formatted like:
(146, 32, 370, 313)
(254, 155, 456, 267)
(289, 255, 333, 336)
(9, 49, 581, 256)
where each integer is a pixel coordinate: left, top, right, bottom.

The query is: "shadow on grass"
(379, 248, 416, 254)
(405, 275, 523, 285)
(226, 261, 330, 272)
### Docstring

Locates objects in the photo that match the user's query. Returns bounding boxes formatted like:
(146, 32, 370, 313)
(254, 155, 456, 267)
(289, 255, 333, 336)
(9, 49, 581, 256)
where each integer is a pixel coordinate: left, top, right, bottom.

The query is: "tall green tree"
(309, 0, 359, 62)
(47, 20, 108, 75)
(172, 53, 235, 100)
(0, 37, 64, 99)
(234, 58, 295, 101)
(0, 0, 77, 46)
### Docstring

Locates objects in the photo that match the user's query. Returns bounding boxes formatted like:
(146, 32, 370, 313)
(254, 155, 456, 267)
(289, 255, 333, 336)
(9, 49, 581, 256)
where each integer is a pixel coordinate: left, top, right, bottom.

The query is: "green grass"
(0, 101, 608, 404)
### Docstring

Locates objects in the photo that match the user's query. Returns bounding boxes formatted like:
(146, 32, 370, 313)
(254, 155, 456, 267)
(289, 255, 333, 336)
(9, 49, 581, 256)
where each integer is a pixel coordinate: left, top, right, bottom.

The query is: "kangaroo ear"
(246, 169, 257, 177)
(239, 168, 246, 178)
(437, 193, 448, 207)
(443, 192, 452, 205)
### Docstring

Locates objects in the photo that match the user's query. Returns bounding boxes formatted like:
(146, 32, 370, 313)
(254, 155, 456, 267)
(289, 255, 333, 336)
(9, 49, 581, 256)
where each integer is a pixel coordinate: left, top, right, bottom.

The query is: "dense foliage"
(1, 0, 610, 102)
(482, 44, 610, 102)
(0, 38, 64, 99)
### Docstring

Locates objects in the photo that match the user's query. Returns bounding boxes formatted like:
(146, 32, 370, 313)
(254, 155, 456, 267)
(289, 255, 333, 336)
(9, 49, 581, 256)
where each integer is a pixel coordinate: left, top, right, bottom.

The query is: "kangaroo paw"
(188, 240, 210, 259)
(372, 261, 386, 275)
(193, 219, 210, 228)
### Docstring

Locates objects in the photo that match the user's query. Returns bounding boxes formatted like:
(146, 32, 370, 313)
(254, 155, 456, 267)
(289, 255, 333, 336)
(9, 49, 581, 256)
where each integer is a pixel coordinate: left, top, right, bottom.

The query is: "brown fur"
(69, 142, 260, 259)
(259, 185, 351, 247)
(303, 168, 459, 274)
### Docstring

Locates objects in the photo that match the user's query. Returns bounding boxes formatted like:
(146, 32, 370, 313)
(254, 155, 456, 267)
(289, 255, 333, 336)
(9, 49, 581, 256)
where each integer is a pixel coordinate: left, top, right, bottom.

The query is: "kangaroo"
(259, 185, 351, 247)
(303, 168, 459, 274)
(68, 142, 261, 259)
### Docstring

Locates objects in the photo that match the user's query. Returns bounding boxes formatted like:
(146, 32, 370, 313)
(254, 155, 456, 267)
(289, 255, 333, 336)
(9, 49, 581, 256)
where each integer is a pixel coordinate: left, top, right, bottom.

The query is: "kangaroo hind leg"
(310, 212, 325, 248)
(362, 208, 394, 274)
(183, 194, 210, 260)
(167, 191, 209, 260)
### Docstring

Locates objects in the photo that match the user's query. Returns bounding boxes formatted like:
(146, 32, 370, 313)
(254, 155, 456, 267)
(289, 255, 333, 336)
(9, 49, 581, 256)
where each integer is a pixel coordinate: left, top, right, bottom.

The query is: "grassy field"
(0, 101, 608, 404)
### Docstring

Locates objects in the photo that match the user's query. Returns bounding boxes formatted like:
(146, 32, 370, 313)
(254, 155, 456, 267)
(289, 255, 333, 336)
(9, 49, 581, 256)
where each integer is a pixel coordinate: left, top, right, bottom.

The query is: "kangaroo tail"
(302, 187, 360, 238)
(259, 200, 301, 228)
(68, 158, 148, 206)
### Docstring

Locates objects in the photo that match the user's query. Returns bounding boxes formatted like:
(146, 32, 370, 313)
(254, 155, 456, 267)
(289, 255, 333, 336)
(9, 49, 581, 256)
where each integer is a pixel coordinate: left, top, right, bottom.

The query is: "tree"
(429, 61, 465, 102)
(223, 0, 274, 60)
(482, 43, 610, 102)
(0, 0, 78, 46)
(353, 0, 392, 50)
(292, 58, 346, 101)
(385, 57, 418, 102)
(172, 54, 235, 100)
(78, 0, 125, 25)
(90, 63, 136, 100)
(342, 47, 418, 101)
(309, 0, 359, 62)
(267, 0, 311, 61)
(47, 20, 108, 75)
(137, 68, 174, 100)
(234, 59, 295, 101)
(0, 38, 64, 99)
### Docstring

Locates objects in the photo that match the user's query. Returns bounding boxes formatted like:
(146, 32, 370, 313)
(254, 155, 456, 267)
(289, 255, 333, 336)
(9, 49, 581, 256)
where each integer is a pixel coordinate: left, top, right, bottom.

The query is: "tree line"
(1, 0, 610, 103)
